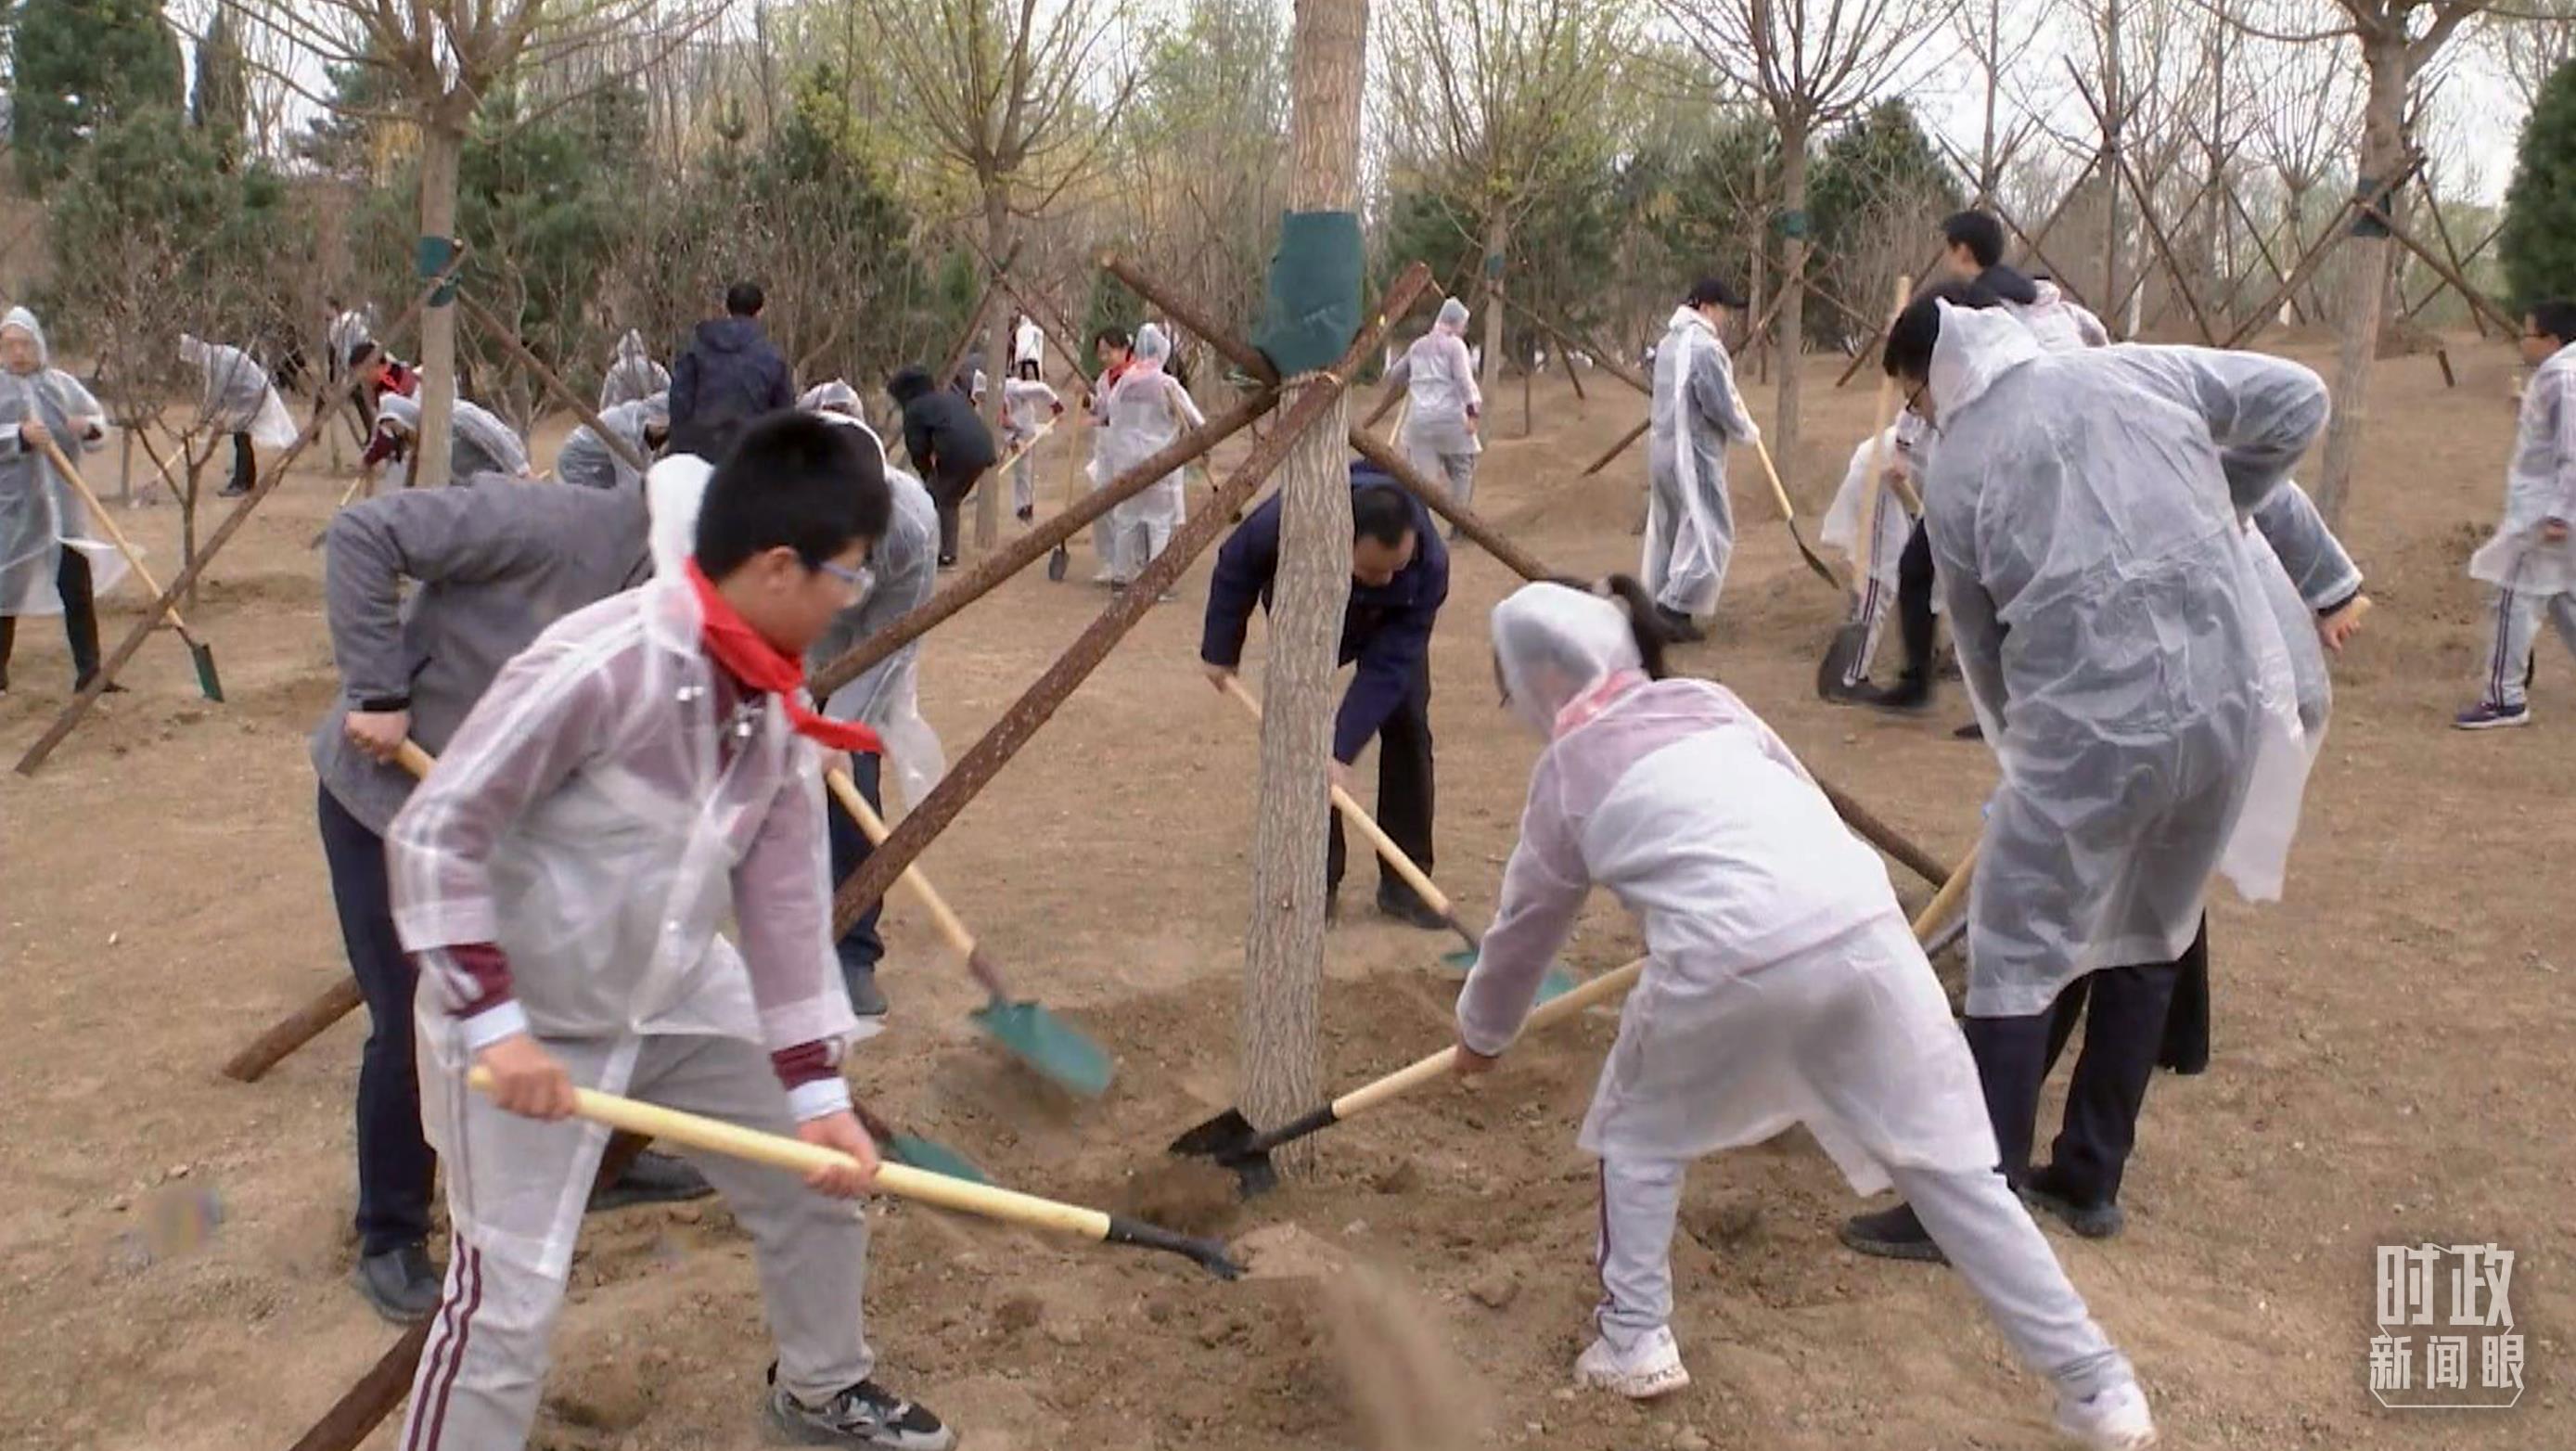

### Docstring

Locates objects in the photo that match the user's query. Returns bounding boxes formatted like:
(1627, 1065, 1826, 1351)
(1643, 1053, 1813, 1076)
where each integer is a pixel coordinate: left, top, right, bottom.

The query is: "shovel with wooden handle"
(1173, 824, 1976, 1195)
(469, 1068, 1235, 1276)
(33, 434, 223, 701)
(825, 767, 1113, 1098)
(1748, 433, 1847, 593)
(1215, 676, 1572, 1000)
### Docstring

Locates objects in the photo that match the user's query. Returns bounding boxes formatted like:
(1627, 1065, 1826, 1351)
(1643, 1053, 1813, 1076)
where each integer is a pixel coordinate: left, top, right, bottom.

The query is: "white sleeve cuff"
(458, 999, 531, 1053)
(786, 1077, 852, 1123)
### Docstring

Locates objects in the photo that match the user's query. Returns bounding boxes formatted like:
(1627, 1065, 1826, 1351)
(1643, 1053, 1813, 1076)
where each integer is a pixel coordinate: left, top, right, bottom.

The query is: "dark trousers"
(823, 751, 887, 981)
(1961, 918, 2209, 1208)
(1893, 519, 1937, 684)
(0, 548, 101, 685)
(1326, 668, 1435, 907)
(316, 784, 436, 1255)
(928, 463, 988, 561)
(226, 431, 255, 494)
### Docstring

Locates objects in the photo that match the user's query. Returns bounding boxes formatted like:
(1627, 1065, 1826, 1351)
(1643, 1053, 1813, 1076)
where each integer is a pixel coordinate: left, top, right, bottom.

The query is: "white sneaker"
(2055, 1380, 2157, 1449)
(1573, 1326, 1691, 1400)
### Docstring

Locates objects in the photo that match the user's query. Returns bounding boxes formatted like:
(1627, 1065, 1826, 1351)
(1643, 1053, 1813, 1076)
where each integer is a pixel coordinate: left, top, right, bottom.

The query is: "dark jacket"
(669, 315, 794, 461)
(890, 366, 998, 477)
(1201, 463, 1449, 763)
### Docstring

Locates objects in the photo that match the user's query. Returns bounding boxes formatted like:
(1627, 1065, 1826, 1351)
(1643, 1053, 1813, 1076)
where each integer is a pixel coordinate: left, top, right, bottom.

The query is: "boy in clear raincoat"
(1643, 278, 1759, 643)
(1098, 323, 1204, 592)
(1000, 371, 1065, 523)
(1457, 580, 2156, 1451)
(554, 394, 669, 492)
(1382, 298, 1483, 525)
(0, 307, 121, 696)
(364, 392, 533, 487)
(2455, 299, 2576, 729)
(181, 334, 298, 498)
(1845, 285, 2331, 1265)
(599, 328, 672, 411)
(386, 414, 954, 1451)
(800, 406, 948, 1021)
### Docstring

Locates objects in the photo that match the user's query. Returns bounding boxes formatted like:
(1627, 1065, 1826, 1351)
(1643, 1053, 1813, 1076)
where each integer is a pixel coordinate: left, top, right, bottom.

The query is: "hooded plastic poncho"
(0, 308, 126, 617)
(1391, 298, 1482, 459)
(1820, 419, 1927, 605)
(2468, 341, 2576, 596)
(802, 412, 946, 807)
(181, 335, 297, 449)
(373, 392, 533, 483)
(598, 329, 673, 412)
(556, 394, 668, 491)
(1917, 302, 2327, 1016)
(1459, 583, 1995, 1188)
(1643, 305, 1758, 617)
(800, 379, 865, 419)
(1098, 324, 1205, 579)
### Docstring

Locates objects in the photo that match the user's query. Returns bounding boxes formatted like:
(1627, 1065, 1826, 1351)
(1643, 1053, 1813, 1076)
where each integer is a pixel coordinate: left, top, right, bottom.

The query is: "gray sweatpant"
(2480, 573, 2576, 709)
(1404, 437, 1478, 515)
(1596, 1156, 2131, 1402)
(1011, 444, 1040, 516)
(399, 1033, 873, 1450)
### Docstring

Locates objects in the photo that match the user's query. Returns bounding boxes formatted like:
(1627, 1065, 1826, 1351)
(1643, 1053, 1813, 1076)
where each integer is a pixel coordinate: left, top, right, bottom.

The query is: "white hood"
(645, 453, 715, 577)
(1928, 300, 2044, 425)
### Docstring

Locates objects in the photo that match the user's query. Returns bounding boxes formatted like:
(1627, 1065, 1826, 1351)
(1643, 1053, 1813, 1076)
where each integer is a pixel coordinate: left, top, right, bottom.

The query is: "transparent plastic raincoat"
(2468, 341, 2576, 595)
(180, 335, 297, 448)
(598, 329, 672, 412)
(1390, 298, 1482, 458)
(555, 394, 668, 492)
(1643, 306, 1757, 616)
(0, 308, 125, 616)
(808, 414, 946, 809)
(1098, 324, 1204, 578)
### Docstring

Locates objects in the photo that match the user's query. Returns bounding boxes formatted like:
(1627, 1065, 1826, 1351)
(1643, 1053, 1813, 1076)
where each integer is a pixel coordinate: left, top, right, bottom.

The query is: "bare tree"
(232, 0, 724, 489)
(1238, 0, 1368, 1173)
(2475, 0, 2576, 109)
(1378, 0, 1636, 379)
(1660, 0, 1954, 475)
(853, 0, 1134, 547)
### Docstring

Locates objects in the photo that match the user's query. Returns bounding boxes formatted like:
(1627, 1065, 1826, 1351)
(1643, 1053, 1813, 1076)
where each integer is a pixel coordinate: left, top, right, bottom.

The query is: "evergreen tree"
(188, 10, 248, 171)
(8, 0, 186, 191)
(2502, 58, 2576, 310)
(1807, 99, 1964, 348)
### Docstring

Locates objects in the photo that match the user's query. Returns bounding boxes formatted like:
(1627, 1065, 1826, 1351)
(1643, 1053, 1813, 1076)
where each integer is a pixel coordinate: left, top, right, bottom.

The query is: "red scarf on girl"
(685, 559, 883, 755)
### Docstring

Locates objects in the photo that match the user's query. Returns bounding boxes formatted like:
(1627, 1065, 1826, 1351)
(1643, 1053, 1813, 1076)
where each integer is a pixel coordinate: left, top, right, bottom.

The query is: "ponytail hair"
(1542, 571, 1674, 681)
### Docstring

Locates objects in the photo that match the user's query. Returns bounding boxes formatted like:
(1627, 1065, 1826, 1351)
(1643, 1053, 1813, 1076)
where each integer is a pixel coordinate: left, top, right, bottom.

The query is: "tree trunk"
(2314, 36, 2409, 526)
(977, 184, 1013, 550)
(1238, 0, 1366, 1175)
(414, 119, 463, 492)
(1773, 114, 1811, 492)
(1480, 212, 1507, 384)
(2101, 0, 2121, 332)
(1749, 236, 1768, 385)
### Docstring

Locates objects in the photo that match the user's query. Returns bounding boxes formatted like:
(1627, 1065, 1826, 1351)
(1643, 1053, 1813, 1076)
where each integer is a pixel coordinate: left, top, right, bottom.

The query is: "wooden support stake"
(455, 291, 650, 476)
(1096, 250, 1280, 385)
(1347, 426, 1553, 582)
(830, 263, 1437, 931)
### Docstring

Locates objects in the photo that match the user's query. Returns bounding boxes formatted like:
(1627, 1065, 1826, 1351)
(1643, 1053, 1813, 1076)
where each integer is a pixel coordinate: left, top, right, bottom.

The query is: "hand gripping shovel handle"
(464, 1068, 1237, 1278)
(1216, 676, 1474, 954)
(825, 765, 1007, 1001)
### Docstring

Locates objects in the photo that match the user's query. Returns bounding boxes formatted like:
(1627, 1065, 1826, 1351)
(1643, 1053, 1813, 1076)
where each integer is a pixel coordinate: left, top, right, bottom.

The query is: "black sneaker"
(936, 554, 958, 571)
(842, 961, 889, 1019)
(1375, 885, 1451, 932)
(1856, 674, 1930, 716)
(219, 482, 251, 497)
(1839, 1201, 1946, 1264)
(352, 1241, 443, 1324)
(1652, 604, 1706, 644)
(74, 674, 128, 696)
(1818, 672, 1874, 705)
(1951, 721, 1985, 741)
(588, 1149, 714, 1212)
(766, 1367, 956, 1451)
(2023, 1165, 2126, 1239)
(1015, 506, 1034, 523)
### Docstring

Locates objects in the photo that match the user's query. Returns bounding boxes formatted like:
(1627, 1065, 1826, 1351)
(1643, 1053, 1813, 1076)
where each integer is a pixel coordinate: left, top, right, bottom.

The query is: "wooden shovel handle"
(34, 433, 184, 631)
(464, 1067, 1111, 1239)
(826, 767, 979, 957)
(1748, 434, 1801, 525)
(393, 739, 434, 779)
(1854, 276, 1913, 570)
(1908, 842, 1980, 942)
(1332, 956, 1648, 1120)
(1218, 675, 1454, 917)
(992, 415, 1060, 477)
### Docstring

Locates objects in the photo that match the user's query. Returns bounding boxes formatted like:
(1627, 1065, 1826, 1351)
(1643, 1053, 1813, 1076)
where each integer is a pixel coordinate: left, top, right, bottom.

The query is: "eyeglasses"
(815, 560, 871, 597)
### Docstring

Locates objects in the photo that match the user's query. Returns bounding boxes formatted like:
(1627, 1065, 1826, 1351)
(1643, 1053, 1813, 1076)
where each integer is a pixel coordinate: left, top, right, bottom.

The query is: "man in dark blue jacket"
(1200, 462, 1450, 928)
(668, 282, 796, 463)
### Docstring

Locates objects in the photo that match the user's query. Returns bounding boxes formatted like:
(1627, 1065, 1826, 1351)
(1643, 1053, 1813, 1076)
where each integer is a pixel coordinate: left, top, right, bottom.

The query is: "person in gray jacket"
(554, 394, 669, 491)
(312, 470, 711, 1324)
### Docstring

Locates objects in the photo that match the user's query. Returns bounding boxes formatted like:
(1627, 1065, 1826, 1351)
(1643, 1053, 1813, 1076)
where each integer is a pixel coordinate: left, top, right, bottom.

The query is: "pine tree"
(2502, 58, 2576, 311)
(188, 11, 249, 172)
(7, 0, 186, 191)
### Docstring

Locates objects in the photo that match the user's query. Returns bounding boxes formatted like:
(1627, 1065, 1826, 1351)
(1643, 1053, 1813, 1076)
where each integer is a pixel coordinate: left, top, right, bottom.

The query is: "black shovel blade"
(1168, 1107, 1256, 1159)
(1815, 622, 1869, 700)
(1046, 544, 1070, 582)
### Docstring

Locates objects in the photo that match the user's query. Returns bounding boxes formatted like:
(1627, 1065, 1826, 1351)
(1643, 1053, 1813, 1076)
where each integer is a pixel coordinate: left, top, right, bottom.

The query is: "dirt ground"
(2, 339, 2570, 1451)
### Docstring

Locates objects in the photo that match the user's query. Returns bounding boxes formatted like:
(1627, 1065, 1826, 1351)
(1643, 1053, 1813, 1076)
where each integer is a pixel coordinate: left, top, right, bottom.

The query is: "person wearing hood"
(555, 394, 670, 492)
(1083, 327, 1138, 583)
(1013, 313, 1044, 378)
(1001, 370, 1066, 523)
(319, 300, 376, 456)
(801, 412, 947, 1020)
(887, 362, 997, 570)
(1642, 277, 1760, 644)
(0, 306, 123, 697)
(1202, 464, 1451, 926)
(1455, 578, 2157, 1450)
(1840, 280, 2330, 1265)
(1098, 323, 1205, 589)
(599, 328, 673, 412)
(312, 446, 722, 1323)
(668, 282, 796, 463)
(363, 392, 533, 488)
(181, 334, 299, 498)
(2455, 299, 2576, 729)
(1380, 298, 1483, 532)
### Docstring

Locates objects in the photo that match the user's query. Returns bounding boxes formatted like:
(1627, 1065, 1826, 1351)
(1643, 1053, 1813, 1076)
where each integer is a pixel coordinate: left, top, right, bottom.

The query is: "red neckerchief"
(684, 560, 883, 754)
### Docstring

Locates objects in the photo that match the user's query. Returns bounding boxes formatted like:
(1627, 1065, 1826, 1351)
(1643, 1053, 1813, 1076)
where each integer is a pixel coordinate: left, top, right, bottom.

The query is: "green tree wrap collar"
(1253, 210, 1365, 376)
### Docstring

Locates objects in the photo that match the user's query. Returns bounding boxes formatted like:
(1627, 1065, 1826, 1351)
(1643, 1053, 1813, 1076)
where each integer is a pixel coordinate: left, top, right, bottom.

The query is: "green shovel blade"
(1440, 947, 1576, 1005)
(889, 1134, 990, 1185)
(971, 998, 1114, 1098)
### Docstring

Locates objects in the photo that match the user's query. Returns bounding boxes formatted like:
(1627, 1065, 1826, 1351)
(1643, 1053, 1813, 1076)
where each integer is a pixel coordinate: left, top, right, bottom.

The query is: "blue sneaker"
(2454, 700, 2531, 731)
